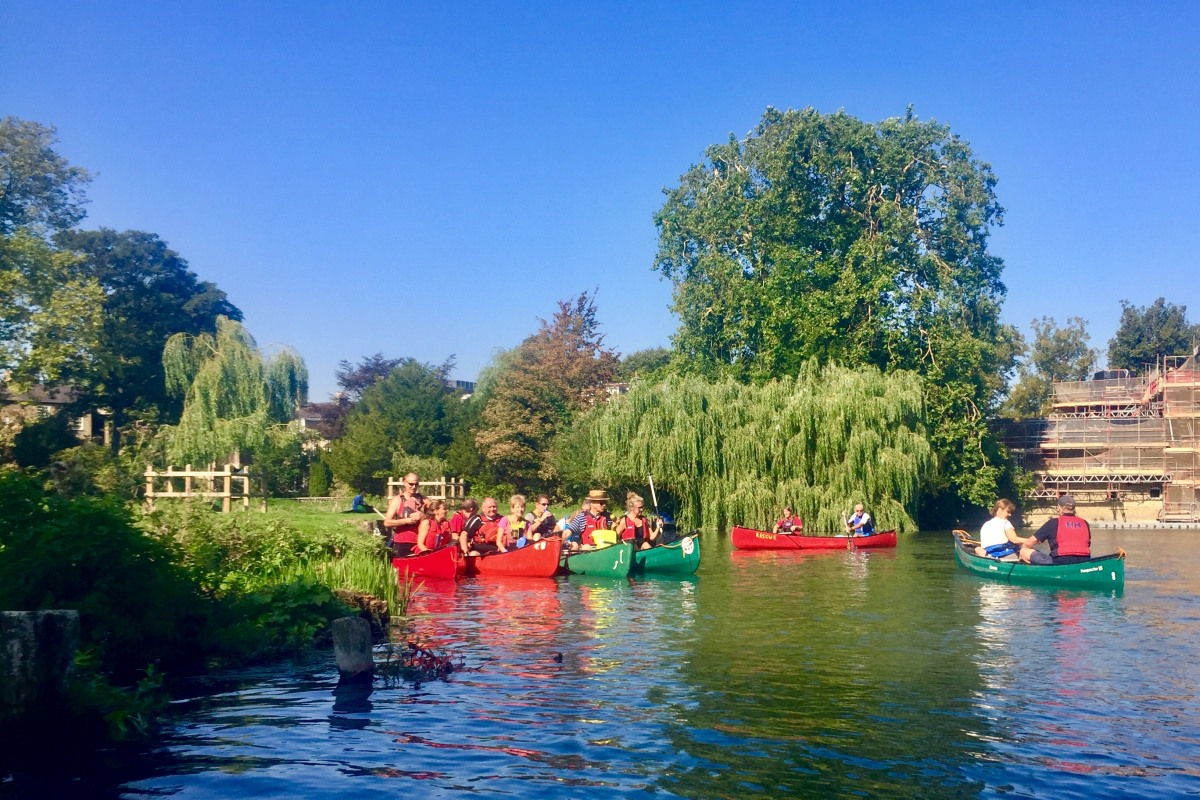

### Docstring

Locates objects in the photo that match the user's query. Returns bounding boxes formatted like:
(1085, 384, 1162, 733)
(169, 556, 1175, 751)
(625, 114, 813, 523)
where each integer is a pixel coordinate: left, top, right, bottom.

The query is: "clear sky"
(3, 1, 1197, 400)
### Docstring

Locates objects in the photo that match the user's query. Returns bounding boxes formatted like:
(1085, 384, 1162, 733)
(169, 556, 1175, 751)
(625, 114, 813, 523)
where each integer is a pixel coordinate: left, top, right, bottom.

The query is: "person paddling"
(615, 492, 660, 550)
(845, 503, 874, 536)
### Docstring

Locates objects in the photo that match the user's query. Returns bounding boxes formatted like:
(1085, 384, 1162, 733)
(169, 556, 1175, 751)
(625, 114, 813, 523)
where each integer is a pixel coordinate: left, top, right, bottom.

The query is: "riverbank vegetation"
(0, 468, 400, 737)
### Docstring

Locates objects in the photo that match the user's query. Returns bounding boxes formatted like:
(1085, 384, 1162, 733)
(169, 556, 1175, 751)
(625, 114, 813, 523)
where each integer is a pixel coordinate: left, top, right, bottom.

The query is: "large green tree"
(589, 364, 931, 532)
(162, 316, 307, 465)
(1108, 298, 1200, 372)
(325, 357, 458, 493)
(51, 228, 242, 451)
(0, 117, 91, 236)
(1001, 316, 1096, 418)
(1, 118, 100, 383)
(652, 107, 1020, 517)
(475, 291, 619, 492)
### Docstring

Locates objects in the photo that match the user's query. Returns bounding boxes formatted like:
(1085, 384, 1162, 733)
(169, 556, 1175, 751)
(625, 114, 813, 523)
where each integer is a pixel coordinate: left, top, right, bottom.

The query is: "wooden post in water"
(332, 617, 374, 684)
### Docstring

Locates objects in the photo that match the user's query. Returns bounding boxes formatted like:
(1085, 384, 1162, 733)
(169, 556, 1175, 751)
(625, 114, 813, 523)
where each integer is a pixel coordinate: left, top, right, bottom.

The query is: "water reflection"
(6, 530, 1192, 800)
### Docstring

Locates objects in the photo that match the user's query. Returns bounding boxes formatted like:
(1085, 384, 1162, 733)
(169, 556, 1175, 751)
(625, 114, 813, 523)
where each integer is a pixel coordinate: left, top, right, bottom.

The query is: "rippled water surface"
(13, 530, 1200, 798)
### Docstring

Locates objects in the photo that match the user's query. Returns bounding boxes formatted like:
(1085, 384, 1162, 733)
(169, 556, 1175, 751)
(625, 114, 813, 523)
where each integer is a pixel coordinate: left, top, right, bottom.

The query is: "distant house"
(0, 383, 101, 440)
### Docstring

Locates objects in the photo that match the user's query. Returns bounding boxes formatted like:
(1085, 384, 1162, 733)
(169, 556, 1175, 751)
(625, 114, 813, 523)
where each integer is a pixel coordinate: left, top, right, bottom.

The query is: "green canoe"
(632, 533, 701, 576)
(562, 541, 634, 578)
(952, 534, 1124, 589)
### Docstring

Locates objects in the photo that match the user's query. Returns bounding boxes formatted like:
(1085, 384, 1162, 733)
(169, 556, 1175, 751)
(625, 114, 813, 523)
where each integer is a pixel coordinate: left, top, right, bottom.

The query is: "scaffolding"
(1161, 354, 1200, 521)
(997, 351, 1200, 522)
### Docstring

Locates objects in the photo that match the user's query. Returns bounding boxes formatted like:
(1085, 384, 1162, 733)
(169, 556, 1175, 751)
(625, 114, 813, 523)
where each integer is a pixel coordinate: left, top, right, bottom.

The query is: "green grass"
(263, 498, 382, 538)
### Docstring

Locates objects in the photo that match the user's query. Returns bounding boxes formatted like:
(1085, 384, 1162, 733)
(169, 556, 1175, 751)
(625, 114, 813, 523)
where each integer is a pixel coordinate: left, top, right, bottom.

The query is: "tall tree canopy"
(1001, 317, 1096, 418)
(652, 107, 1019, 514)
(589, 364, 931, 532)
(0, 117, 91, 236)
(1108, 298, 1200, 372)
(324, 357, 458, 493)
(475, 291, 619, 491)
(1, 117, 100, 384)
(163, 316, 307, 465)
(51, 228, 242, 448)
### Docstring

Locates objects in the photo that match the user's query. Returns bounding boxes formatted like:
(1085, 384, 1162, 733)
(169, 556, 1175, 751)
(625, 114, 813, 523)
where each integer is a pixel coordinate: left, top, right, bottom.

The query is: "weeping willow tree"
(589, 362, 931, 532)
(162, 316, 307, 465)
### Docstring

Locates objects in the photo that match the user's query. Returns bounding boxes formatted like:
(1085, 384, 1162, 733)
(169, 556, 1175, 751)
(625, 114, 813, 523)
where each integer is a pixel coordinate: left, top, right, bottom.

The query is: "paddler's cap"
(586, 489, 608, 503)
(1057, 494, 1076, 509)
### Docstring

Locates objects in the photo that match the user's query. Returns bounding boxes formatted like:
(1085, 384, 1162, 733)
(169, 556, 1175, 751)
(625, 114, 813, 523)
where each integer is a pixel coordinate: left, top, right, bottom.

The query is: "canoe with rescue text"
(730, 526, 897, 550)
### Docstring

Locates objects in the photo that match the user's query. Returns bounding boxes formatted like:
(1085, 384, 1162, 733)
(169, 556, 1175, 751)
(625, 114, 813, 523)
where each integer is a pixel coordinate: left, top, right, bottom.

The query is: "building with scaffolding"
(998, 350, 1200, 525)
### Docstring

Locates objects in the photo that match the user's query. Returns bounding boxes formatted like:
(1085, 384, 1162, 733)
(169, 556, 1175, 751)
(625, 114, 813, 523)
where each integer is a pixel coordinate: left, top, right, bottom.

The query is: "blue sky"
(3, 2, 1197, 400)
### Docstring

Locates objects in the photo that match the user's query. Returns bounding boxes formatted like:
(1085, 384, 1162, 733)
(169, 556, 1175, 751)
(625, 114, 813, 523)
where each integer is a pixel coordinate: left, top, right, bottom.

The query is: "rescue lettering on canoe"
(756, 533, 777, 539)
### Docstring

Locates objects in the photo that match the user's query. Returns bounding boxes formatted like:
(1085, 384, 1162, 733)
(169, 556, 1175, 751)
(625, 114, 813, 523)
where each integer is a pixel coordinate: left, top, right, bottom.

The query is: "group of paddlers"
(770, 503, 876, 535)
(382, 474, 665, 558)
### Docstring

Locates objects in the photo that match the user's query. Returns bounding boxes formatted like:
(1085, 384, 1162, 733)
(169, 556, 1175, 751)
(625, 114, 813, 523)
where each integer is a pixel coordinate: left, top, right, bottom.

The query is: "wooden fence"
(145, 464, 266, 512)
(386, 476, 469, 502)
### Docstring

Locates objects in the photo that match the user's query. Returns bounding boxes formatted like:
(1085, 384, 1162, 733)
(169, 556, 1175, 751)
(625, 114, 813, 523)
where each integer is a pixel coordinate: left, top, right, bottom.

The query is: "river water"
(10, 530, 1200, 799)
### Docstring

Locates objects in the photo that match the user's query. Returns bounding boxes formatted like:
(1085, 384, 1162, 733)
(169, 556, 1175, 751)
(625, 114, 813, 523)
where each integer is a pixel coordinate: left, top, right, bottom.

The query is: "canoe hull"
(731, 526, 897, 550)
(465, 536, 563, 578)
(563, 541, 634, 578)
(392, 546, 461, 581)
(952, 538, 1124, 588)
(633, 534, 700, 575)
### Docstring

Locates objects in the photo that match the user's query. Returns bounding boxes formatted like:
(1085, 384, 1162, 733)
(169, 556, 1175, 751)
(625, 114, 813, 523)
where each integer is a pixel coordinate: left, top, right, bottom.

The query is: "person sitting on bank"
(845, 504, 874, 536)
(525, 494, 557, 542)
(974, 498, 1024, 560)
(383, 472, 424, 556)
(773, 506, 803, 534)
(416, 498, 452, 553)
(615, 491, 660, 550)
(1020, 494, 1091, 566)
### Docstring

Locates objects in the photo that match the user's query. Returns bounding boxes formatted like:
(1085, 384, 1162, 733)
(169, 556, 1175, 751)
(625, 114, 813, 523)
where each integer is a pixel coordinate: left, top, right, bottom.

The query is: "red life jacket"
(477, 514, 503, 545)
(581, 512, 610, 547)
(390, 495, 423, 544)
(777, 516, 802, 533)
(1055, 515, 1090, 557)
(422, 518, 452, 550)
(620, 515, 644, 542)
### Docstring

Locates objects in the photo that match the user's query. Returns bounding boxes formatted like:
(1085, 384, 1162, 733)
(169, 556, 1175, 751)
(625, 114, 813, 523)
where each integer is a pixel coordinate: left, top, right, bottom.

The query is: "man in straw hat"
(1020, 494, 1091, 566)
(570, 489, 612, 550)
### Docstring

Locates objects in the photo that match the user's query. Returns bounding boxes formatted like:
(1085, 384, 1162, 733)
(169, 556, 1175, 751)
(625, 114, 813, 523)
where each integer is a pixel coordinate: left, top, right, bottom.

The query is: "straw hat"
(586, 489, 609, 503)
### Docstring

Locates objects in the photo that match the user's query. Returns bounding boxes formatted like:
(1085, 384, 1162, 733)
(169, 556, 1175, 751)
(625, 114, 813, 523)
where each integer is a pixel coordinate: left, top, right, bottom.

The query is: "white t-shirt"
(979, 516, 1016, 548)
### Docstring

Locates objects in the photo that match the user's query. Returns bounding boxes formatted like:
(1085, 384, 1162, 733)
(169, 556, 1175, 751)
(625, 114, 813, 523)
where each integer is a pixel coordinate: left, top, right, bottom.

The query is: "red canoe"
(393, 546, 463, 581)
(464, 536, 563, 578)
(730, 525, 897, 550)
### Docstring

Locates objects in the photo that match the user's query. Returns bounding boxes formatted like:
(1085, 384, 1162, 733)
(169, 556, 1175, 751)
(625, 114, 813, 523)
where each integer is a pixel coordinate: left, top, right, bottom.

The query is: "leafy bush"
(0, 467, 213, 679)
(12, 414, 78, 468)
